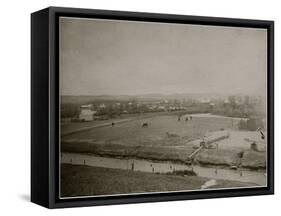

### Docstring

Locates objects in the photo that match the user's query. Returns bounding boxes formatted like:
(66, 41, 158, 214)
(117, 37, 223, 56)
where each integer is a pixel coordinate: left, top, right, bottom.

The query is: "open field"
(61, 112, 165, 136)
(62, 113, 266, 168)
(62, 114, 235, 164)
(61, 164, 257, 197)
(62, 114, 234, 146)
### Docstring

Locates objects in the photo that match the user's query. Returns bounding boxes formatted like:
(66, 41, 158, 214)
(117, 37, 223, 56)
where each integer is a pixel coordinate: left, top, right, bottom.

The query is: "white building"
(157, 105, 166, 111)
(79, 104, 96, 121)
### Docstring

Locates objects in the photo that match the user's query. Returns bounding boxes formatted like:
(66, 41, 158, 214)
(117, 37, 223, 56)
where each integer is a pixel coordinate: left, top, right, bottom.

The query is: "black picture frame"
(31, 6, 274, 208)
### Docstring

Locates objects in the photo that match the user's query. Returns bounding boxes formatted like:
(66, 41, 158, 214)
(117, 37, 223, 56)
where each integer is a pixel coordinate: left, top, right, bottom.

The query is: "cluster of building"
(77, 95, 264, 122)
(78, 100, 186, 121)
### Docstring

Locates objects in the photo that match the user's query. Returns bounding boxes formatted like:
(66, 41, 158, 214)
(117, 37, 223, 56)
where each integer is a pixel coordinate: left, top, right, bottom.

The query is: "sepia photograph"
(59, 16, 268, 198)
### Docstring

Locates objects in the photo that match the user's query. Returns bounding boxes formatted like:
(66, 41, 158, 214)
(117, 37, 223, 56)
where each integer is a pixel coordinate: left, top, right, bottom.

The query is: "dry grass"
(61, 164, 257, 197)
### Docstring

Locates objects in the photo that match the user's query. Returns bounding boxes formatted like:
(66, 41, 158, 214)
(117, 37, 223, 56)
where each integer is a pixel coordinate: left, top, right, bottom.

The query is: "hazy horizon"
(60, 17, 267, 99)
(60, 92, 263, 97)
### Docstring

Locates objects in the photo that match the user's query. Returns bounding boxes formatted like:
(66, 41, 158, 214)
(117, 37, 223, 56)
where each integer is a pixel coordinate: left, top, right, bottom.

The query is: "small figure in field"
(178, 116, 181, 121)
(185, 117, 189, 122)
(131, 161, 134, 171)
(190, 116, 192, 120)
(142, 123, 148, 128)
(111, 122, 115, 127)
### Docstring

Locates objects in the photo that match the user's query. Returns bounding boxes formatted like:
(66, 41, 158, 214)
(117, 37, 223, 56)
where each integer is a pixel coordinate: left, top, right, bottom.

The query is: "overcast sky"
(60, 17, 267, 97)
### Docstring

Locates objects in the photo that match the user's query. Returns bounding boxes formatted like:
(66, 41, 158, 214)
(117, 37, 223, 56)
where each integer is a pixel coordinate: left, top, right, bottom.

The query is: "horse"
(142, 123, 148, 128)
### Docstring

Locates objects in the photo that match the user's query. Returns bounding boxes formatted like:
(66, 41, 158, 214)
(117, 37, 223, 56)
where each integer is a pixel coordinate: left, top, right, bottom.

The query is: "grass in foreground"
(61, 164, 257, 197)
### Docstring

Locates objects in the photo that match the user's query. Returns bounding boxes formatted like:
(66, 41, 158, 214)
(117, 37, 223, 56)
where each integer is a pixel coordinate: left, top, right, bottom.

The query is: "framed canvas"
(31, 7, 274, 208)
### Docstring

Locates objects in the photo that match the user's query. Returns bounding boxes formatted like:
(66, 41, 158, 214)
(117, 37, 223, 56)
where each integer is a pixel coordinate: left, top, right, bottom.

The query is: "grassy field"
(61, 114, 266, 168)
(61, 164, 257, 197)
(62, 114, 233, 146)
(61, 112, 164, 136)
(62, 114, 234, 163)
(62, 142, 194, 163)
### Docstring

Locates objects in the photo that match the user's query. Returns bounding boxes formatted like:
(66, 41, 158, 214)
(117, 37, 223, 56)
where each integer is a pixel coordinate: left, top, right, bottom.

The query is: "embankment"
(61, 140, 266, 169)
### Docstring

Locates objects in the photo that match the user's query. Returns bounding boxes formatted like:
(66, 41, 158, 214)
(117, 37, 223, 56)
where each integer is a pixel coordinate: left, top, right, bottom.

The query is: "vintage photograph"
(59, 17, 268, 198)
